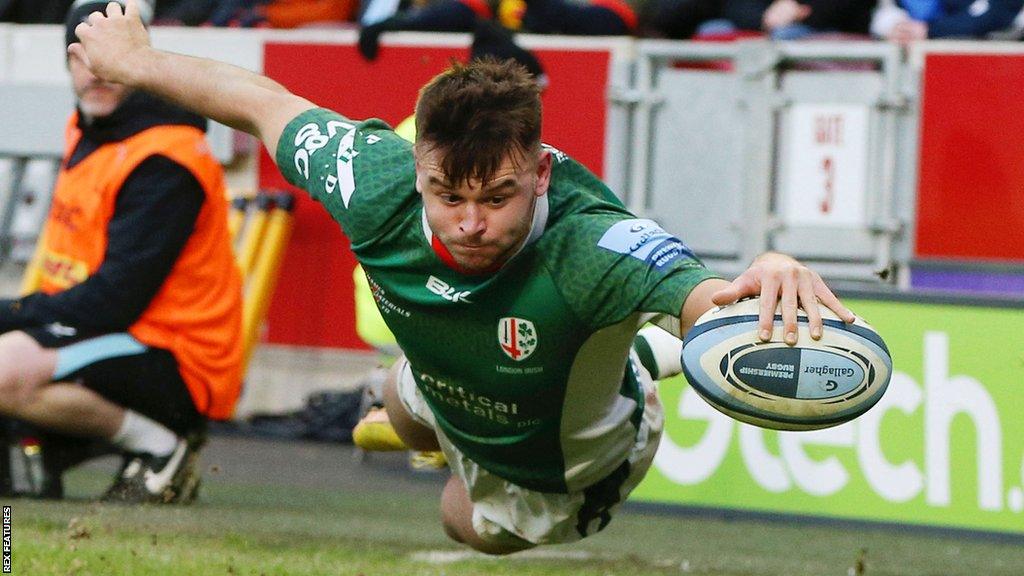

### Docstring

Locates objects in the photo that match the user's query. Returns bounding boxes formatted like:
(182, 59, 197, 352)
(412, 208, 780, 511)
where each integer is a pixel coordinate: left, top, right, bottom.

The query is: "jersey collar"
(421, 193, 550, 275)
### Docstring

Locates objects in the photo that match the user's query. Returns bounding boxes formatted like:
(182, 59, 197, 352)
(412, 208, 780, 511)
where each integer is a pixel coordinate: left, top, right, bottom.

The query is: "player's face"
(416, 145, 552, 274)
(68, 51, 131, 120)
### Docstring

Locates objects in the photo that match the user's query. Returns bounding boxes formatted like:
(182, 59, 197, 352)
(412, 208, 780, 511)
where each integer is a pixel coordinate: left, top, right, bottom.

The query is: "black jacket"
(928, 0, 1024, 37)
(0, 92, 209, 335)
(723, 0, 877, 34)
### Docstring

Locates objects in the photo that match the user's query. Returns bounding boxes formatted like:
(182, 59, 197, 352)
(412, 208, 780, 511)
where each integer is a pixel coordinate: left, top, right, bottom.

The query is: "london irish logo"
(498, 317, 537, 362)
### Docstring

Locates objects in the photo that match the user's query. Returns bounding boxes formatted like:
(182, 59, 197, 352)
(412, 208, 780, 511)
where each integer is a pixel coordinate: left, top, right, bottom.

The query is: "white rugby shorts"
(395, 353, 664, 546)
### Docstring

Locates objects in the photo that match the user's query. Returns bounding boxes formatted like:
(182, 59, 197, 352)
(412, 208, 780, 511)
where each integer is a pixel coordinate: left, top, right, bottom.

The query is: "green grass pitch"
(4, 438, 1024, 576)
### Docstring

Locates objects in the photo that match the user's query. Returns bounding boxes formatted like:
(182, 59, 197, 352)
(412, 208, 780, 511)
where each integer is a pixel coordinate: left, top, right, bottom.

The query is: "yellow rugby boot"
(352, 408, 408, 451)
(410, 450, 448, 470)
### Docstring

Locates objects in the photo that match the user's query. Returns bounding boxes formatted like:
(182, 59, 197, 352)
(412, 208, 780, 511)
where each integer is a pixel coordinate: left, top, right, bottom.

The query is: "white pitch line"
(410, 549, 598, 564)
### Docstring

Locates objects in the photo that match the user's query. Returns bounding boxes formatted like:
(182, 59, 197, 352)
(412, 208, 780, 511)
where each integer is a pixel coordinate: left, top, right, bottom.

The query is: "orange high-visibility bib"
(41, 114, 243, 419)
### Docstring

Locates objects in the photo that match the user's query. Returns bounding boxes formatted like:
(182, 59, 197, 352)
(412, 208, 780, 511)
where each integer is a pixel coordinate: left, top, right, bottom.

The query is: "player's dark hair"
(415, 58, 542, 185)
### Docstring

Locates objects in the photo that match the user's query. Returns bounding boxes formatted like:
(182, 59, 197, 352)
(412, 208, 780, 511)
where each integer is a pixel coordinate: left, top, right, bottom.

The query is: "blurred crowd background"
(3, 0, 1022, 46)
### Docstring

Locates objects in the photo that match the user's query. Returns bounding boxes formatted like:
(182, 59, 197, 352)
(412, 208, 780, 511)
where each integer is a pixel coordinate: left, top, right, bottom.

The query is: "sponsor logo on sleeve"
(597, 219, 695, 269)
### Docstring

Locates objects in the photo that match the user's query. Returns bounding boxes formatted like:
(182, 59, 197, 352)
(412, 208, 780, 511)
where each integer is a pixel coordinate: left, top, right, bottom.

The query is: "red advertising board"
(259, 41, 612, 348)
(915, 53, 1024, 263)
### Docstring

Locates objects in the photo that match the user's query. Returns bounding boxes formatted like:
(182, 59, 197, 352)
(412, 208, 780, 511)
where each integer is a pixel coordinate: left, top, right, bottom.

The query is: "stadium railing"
(627, 40, 907, 284)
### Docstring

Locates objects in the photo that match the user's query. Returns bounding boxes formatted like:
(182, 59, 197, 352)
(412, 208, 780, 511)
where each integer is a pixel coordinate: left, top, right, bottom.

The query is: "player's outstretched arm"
(68, 0, 313, 160)
(680, 252, 855, 344)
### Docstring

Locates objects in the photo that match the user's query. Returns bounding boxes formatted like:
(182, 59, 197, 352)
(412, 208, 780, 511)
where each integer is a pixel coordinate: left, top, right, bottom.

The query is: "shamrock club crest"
(498, 317, 537, 362)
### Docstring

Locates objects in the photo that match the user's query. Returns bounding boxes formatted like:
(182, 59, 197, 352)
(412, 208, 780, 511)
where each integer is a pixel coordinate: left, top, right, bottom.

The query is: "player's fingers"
(74, 20, 93, 44)
(106, 1, 124, 18)
(710, 286, 737, 306)
(67, 43, 90, 68)
(799, 272, 822, 339)
(87, 9, 106, 25)
(710, 275, 752, 306)
(780, 268, 799, 345)
(757, 276, 780, 341)
(814, 277, 856, 323)
(124, 0, 139, 19)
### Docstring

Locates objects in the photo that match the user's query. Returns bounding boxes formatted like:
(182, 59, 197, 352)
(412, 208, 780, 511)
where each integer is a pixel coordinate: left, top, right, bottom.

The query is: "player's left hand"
(68, 0, 152, 85)
(710, 252, 855, 345)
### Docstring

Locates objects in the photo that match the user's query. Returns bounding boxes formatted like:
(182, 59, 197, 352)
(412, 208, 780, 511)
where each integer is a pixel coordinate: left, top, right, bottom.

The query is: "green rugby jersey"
(277, 108, 717, 493)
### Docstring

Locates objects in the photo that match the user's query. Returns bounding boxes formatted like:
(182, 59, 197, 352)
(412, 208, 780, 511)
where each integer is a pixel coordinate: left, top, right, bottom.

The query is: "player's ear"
(412, 145, 424, 195)
(534, 149, 552, 197)
(414, 167, 425, 195)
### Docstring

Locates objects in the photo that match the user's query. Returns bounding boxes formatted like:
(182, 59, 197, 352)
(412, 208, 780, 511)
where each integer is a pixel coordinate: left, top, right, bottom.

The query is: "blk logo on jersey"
(426, 276, 472, 303)
(498, 317, 538, 362)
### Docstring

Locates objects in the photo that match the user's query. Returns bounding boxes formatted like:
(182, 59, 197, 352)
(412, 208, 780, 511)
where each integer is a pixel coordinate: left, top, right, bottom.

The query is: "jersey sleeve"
(275, 107, 417, 244)
(546, 212, 719, 336)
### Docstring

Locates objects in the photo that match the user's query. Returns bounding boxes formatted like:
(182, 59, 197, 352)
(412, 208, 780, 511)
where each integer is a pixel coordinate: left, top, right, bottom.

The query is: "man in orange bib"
(0, 0, 242, 503)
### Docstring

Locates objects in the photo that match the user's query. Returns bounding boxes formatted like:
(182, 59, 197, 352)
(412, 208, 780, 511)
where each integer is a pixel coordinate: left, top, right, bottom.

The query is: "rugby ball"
(681, 297, 891, 431)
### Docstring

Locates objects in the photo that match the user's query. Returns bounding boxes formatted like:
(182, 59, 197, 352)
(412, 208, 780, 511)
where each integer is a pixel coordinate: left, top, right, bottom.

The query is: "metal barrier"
(627, 40, 910, 282)
(0, 84, 71, 267)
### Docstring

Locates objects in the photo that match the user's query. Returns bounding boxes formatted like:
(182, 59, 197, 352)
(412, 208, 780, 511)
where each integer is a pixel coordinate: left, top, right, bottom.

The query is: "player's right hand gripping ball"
(681, 297, 892, 431)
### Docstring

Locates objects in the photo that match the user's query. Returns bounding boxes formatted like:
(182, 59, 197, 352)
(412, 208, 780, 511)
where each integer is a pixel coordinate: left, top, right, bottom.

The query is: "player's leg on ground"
(381, 357, 441, 452)
(440, 475, 535, 555)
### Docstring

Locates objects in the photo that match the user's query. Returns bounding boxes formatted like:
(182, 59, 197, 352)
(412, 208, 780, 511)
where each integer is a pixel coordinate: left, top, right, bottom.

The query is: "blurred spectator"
(358, 0, 478, 60)
(647, 0, 724, 38)
(359, 0, 636, 60)
(152, 0, 219, 25)
(652, 0, 876, 40)
(0, 0, 74, 23)
(1007, 4, 1024, 37)
(154, 0, 354, 27)
(263, 0, 357, 27)
(759, 0, 876, 38)
(520, 0, 637, 34)
(872, 0, 1024, 40)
